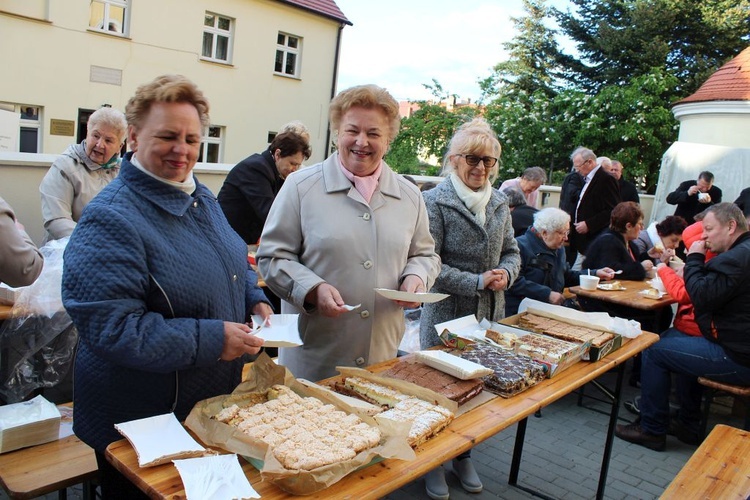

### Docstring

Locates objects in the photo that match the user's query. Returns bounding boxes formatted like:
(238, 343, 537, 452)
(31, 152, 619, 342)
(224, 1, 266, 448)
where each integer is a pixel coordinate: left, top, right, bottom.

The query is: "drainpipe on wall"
(326, 23, 345, 156)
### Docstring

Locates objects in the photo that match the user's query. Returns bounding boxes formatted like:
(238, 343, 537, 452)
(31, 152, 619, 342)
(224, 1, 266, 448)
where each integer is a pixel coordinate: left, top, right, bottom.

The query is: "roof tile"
(677, 46, 750, 104)
(276, 0, 351, 25)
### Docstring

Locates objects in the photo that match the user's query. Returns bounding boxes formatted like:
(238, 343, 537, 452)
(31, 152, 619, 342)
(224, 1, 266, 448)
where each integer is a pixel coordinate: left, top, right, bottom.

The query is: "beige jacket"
(39, 142, 119, 242)
(0, 196, 43, 287)
(257, 153, 440, 381)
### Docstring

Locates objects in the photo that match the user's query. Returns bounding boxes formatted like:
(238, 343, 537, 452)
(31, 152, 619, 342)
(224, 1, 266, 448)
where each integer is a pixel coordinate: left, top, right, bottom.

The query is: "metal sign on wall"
(50, 119, 75, 136)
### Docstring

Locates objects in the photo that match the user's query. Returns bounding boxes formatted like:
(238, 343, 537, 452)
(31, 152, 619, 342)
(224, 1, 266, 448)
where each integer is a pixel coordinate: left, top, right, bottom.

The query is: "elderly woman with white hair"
(40, 107, 127, 242)
(419, 117, 521, 499)
(505, 207, 614, 316)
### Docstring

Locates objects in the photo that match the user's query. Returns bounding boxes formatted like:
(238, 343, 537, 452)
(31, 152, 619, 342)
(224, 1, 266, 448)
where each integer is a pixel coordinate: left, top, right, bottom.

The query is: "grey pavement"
(1, 364, 744, 500)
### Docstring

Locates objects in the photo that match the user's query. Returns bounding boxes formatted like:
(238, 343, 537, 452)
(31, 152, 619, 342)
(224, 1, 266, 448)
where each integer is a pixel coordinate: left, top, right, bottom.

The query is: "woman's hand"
(252, 302, 273, 326)
(305, 283, 348, 317)
(220, 321, 264, 360)
(641, 260, 654, 272)
(548, 291, 565, 305)
(483, 269, 509, 292)
(396, 274, 425, 309)
(596, 267, 616, 280)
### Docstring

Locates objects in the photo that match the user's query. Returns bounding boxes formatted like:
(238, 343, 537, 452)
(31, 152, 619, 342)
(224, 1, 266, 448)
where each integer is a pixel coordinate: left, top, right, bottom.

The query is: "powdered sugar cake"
(213, 385, 381, 470)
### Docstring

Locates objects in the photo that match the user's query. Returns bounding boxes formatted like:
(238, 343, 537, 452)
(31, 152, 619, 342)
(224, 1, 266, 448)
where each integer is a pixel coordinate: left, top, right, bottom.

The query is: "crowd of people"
(2, 74, 750, 500)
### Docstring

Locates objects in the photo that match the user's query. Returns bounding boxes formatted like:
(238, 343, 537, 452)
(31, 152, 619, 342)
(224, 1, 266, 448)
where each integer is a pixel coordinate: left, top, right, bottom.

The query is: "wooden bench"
(698, 377, 750, 438)
(661, 424, 750, 499)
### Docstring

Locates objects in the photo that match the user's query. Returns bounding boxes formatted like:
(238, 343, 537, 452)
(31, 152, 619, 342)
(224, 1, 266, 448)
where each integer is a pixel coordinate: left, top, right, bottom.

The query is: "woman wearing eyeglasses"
(418, 117, 521, 500)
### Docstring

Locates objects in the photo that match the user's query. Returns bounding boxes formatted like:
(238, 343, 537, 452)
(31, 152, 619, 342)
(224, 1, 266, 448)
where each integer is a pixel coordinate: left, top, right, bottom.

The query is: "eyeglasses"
(458, 154, 498, 168)
(573, 158, 591, 170)
(556, 229, 570, 237)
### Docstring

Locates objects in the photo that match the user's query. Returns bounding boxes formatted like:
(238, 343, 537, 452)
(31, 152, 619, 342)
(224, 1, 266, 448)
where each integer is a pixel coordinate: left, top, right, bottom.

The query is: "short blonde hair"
(442, 117, 502, 183)
(330, 85, 401, 142)
(126, 75, 210, 129)
(88, 107, 127, 142)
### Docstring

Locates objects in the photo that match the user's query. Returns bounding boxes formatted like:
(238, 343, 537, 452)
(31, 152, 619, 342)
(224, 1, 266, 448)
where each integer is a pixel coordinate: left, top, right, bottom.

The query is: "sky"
(334, 0, 573, 103)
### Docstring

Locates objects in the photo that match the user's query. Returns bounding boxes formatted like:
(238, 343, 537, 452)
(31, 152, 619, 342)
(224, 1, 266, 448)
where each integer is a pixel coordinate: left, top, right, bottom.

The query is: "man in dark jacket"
(505, 208, 614, 316)
(734, 186, 750, 217)
(502, 186, 537, 237)
(569, 147, 621, 263)
(666, 171, 722, 223)
(615, 203, 750, 451)
(559, 166, 584, 266)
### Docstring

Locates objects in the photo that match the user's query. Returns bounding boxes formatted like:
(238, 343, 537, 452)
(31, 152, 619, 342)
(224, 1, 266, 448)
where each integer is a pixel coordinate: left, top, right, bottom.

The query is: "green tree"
(481, 0, 563, 102)
(386, 85, 477, 174)
(554, 0, 750, 95)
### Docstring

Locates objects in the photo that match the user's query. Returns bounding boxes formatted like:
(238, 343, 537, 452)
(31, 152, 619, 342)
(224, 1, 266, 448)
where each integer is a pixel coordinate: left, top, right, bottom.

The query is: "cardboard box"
(0, 395, 61, 453)
(500, 312, 623, 362)
(436, 315, 582, 378)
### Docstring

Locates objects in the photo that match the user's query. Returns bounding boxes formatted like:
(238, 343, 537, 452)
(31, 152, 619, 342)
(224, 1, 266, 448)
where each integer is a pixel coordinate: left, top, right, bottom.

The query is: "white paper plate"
(414, 350, 492, 380)
(251, 314, 302, 347)
(173, 454, 259, 499)
(638, 289, 665, 300)
(114, 413, 205, 467)
(374, 288, 449, 304)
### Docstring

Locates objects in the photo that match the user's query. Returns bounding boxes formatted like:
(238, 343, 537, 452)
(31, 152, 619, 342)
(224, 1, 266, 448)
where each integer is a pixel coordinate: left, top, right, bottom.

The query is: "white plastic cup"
(579, 275, 600, 291)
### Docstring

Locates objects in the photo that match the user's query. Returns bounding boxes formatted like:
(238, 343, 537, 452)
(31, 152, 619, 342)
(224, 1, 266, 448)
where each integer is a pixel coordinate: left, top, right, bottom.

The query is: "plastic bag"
(0, 237, 77, 403)
(398, 307, 422, 354)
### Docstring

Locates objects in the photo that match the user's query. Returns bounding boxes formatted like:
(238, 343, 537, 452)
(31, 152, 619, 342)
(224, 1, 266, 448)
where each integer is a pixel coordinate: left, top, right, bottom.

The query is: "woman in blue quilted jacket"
(62, 75, 272, 499)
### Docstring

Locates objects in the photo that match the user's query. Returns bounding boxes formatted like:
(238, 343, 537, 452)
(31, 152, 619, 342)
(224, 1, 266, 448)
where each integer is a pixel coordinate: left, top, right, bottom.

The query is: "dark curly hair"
(655, 215, 688, 237)
(610, 202, 644, 234)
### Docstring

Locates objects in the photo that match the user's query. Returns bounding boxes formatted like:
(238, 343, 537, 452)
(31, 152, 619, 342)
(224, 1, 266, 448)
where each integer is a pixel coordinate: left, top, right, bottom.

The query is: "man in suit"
(570, 147, 621, 266)
(666, 171, 722, 223)
(607, 159, 640, 203)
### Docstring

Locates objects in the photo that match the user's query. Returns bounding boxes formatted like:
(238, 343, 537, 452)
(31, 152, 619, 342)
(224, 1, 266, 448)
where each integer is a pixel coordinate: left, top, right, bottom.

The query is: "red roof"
(677, 46, 750, 104)
(276, 0, 351, 25)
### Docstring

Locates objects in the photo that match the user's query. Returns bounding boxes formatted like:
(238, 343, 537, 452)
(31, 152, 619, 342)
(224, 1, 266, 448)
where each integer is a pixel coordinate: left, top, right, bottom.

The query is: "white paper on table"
(0, 394, 60, 428)
(374, 288, 449, 304)
(518, 298, 641, 338)
(114, 413, 205, 467)
(251, 313, 302, 347)
(434, 314, 484, 339)
(434, 314, 533, 342)
(173, 454, 260, 500)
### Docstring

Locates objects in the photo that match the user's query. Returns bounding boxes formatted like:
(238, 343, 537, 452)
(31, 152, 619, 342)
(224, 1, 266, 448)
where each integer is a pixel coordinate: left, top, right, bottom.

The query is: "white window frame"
(275, 32, 302, 78)
(88, 0, 129, 36)
(199, 125, 224, 163)
(0, 102, 42, 153)
(201, 13, 234, 64)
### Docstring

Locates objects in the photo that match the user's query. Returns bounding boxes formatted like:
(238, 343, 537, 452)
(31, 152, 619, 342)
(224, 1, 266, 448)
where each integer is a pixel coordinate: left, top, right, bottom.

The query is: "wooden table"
(661, 424, 750, 499)
(0, 433, 98, 499)
(569, 279, 676, 310)
(0, 303, 13, 320)
(106, 331, 658, 500)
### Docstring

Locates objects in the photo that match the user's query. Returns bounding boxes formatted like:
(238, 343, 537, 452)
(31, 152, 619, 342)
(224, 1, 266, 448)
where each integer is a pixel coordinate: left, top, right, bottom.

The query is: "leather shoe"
(452, 457, 483, 493)
(615, 423, 666, 451)
(424, 467, 449, 500)
(667, 418, 702, 445)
